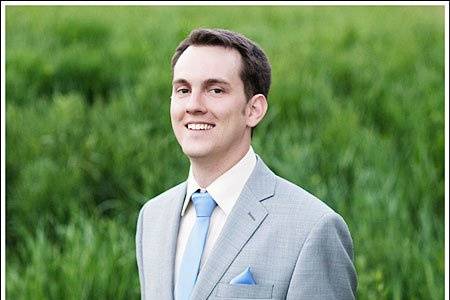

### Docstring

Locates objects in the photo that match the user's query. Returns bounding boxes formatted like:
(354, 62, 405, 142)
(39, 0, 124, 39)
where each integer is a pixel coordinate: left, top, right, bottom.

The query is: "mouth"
(185, 122, 216, 131)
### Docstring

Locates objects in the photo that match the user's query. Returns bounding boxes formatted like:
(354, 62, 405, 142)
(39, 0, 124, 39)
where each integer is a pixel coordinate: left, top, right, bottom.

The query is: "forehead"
(173, 46, 242, 83)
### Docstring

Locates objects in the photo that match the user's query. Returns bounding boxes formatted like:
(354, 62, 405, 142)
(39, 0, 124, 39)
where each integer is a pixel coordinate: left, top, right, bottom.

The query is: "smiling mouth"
(185, 123, 216, 131)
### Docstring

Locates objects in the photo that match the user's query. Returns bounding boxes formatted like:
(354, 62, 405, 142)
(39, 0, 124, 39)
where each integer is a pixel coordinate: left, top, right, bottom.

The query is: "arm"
(286, 212, 357, 300)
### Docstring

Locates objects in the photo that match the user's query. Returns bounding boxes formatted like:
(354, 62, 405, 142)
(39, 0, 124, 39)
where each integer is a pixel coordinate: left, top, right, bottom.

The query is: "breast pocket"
(214, 282, 274, 299)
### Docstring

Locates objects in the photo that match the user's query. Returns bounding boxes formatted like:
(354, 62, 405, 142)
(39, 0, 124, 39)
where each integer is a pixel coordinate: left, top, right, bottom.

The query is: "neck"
(190, 144, 250, 188)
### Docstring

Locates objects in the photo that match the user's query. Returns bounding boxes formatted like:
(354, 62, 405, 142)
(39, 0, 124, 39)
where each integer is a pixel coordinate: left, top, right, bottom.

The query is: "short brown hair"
(171, 28, 271, 101)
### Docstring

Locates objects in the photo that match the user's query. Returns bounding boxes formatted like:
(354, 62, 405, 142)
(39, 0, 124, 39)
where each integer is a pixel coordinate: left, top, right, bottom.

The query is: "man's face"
(170, 45, 251, 162)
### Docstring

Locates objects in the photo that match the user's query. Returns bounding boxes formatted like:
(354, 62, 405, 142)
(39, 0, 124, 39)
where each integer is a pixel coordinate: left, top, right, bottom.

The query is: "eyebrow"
(172, 78, 190, 86)
(203, 78, 231, 87)
(172, 78, 231, 88)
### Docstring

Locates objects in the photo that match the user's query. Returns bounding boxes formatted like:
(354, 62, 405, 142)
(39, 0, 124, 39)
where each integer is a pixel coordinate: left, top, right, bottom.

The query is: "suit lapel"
(190, 157, 276, 299)
(157, 182, 186, 299)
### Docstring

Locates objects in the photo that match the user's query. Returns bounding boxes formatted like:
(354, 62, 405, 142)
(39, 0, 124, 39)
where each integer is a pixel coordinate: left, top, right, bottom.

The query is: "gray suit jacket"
(136, 156, 357, 299)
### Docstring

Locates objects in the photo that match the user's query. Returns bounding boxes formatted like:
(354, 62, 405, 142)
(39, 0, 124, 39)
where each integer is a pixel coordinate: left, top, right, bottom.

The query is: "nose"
(186, 90, 207, 114)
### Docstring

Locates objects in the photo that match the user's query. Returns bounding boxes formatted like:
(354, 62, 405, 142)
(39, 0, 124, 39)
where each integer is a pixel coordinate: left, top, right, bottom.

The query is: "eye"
(209, 88, 224, 95)
(176, 88, 190, 95)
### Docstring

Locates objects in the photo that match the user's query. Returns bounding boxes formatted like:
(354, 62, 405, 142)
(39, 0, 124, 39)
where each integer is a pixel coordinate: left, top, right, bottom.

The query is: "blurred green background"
(5, 5, 444, 300)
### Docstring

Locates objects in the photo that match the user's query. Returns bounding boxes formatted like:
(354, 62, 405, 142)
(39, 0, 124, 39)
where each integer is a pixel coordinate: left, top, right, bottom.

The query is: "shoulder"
(253, 156, 346, 229)
(259, 173, 353, 245)
(269, 174, 354, 257)
(138, 181, 186, 217)
(271, 175, 339, 220)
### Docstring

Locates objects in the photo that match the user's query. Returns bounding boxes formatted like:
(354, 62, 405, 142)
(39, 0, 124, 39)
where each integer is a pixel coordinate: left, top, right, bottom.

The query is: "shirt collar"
(181, 146, 257, 217)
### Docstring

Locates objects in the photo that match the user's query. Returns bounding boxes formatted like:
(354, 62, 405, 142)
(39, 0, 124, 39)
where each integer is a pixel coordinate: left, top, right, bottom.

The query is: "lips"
(185, 122, 216, 131)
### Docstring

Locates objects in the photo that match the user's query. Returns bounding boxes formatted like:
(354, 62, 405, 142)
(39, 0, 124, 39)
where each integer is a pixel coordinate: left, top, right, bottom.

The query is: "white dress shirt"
(174, 146, 257, 285)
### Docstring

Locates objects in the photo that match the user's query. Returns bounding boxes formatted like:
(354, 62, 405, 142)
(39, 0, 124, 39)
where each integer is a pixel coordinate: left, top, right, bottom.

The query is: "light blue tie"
(175, 191, 217, 300)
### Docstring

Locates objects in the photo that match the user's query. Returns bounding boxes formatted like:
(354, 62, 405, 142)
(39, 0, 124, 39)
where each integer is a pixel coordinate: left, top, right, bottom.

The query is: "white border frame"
(1, 2, 448, 299)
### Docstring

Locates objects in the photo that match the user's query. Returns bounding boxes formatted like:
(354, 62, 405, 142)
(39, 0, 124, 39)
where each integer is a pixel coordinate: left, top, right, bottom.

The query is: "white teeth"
(187, 123, 214, 130)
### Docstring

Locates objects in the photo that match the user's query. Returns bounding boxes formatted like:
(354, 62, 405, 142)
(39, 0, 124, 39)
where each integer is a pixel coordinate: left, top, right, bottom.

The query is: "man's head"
(170, 28, 271, 165)
(171, 28, 271, 101)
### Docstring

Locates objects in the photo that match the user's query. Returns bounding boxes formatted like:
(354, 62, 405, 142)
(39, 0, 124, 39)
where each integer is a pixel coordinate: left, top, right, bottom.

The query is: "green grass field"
(5, 6, 445, 299)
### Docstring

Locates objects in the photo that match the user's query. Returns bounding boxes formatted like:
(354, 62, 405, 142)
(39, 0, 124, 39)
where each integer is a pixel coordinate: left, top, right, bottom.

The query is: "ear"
(246, 94, 268, 128)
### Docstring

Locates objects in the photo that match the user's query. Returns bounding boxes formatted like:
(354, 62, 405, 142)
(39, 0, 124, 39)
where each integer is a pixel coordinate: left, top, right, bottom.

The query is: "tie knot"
(191, 191, 217, 217)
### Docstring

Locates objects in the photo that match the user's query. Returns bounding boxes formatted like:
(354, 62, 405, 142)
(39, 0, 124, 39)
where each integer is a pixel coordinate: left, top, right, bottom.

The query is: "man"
(136, 28, 357, 300)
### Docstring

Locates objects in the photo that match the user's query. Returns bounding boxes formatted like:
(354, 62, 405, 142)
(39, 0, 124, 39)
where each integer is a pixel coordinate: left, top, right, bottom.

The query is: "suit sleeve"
(286, 212, 357, 300)
(135, 205, 146, 300)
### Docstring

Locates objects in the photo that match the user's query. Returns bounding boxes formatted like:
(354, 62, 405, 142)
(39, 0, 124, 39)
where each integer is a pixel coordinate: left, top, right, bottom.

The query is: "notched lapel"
(190, 157, 276, 299)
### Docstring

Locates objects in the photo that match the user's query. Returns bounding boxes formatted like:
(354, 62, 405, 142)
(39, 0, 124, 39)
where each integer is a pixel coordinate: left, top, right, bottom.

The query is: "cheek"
(170, 102, 183, 121)
(221, 113, 247, 134)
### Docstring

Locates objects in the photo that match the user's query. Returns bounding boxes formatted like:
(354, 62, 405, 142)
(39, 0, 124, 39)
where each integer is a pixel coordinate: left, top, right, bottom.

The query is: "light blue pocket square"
(230, 266, 256, 285)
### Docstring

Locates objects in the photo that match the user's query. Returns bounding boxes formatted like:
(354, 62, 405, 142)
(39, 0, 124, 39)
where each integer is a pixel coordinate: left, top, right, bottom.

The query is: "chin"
(181, 145, 214, 160)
